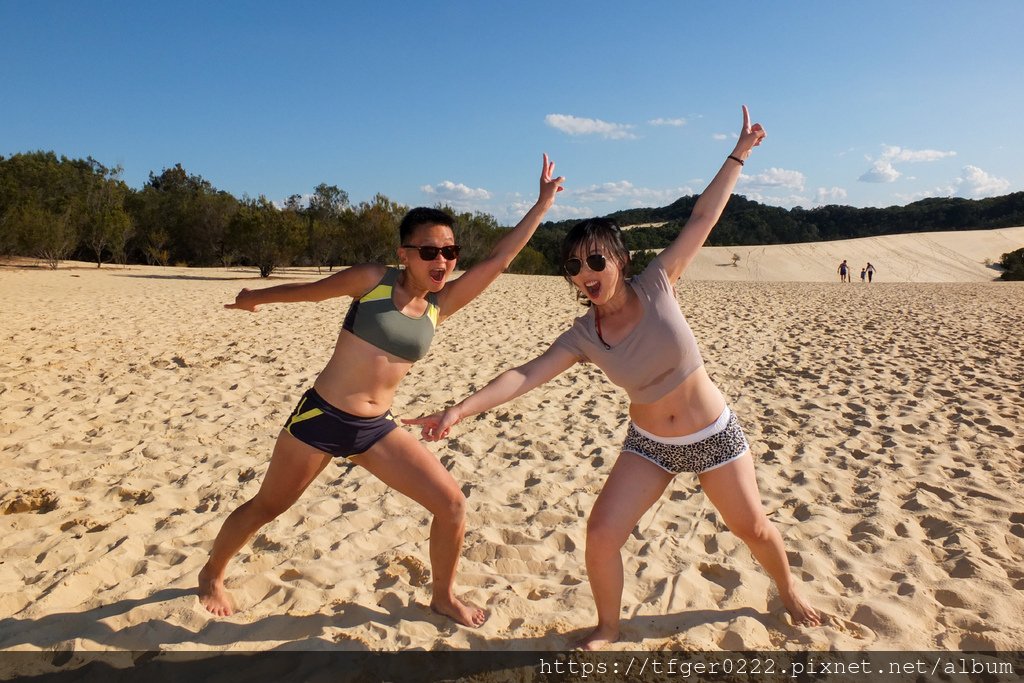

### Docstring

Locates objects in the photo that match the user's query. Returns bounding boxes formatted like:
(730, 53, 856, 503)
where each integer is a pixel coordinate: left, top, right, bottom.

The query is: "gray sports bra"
(341, 267, 439, 362)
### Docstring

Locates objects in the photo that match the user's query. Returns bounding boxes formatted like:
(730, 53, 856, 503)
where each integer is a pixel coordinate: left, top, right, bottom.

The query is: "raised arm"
(436, 155, 564, 321)
(658, 105, 766, 284)
(403, 342, 578, 441)
(224, 263, 385, 312)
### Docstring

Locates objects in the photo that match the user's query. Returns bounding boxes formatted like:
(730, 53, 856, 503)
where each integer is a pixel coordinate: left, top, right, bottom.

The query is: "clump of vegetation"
(999, 247, 1024, 281)
(630, 249, 657, 274)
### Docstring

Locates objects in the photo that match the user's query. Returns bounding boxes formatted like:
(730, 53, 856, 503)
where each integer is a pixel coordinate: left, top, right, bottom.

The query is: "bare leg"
(578, 452, 674, 650)
(698, 452, 820, 625)
(353, 427, 486, 627)
(198, 430, 332, 616)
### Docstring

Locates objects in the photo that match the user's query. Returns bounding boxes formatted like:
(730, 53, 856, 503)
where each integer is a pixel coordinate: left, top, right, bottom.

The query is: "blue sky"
(3, 1, 1022, 224)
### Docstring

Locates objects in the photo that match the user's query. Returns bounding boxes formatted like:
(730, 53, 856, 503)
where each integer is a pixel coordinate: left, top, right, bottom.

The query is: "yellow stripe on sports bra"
(426, 303, 439, 328)
(359, 284, 393, 304)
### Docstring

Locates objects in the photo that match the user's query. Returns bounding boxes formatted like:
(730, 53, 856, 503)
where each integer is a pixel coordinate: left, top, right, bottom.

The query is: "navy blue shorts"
(284, 388, 397, 458)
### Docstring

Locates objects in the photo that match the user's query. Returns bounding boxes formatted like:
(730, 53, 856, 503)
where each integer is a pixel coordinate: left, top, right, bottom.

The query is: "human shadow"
(0, 592, 823, 682)
(0, 588, 435, 651)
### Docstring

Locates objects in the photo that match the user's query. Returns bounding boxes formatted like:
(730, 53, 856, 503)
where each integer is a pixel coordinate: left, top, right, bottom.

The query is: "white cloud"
(738, 191, 809, 209)
(859, 160, 901, 183)
(815, 187, 848, 205)
(738, 167, 806, 192)
(712, 133, 728, 141)
(648, 117, 687, 127)
(545, 114, 637, 140)
(571, 180, 696, 205)
(880, 145, 956, 163)
(893, 165, 1011, 203)
(954, 165, 1011, 198)
(859, 144, 956, 183)
(420, 180, 492, 201)
(503, 199, 593, 224)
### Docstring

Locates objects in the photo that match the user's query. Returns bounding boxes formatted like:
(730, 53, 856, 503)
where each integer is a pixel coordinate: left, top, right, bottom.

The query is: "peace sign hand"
(539, 153, 565, 206)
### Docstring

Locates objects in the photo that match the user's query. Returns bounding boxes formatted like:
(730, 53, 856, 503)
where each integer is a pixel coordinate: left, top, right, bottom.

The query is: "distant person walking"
(860, 266, 866, 283)
(838, 259, 850, 282)
(866, 262, 876, 283)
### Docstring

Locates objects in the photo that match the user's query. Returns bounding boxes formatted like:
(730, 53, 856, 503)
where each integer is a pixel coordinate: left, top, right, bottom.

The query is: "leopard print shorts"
(622, 407, 749, 474)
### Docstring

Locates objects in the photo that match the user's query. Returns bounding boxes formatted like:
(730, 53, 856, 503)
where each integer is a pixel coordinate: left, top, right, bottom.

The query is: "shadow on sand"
(0, 588, 817, 681)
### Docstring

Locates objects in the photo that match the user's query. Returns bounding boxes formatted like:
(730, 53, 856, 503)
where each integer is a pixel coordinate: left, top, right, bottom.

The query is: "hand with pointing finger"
(731, 104, 766, 163)
(403, 406, 463, 442)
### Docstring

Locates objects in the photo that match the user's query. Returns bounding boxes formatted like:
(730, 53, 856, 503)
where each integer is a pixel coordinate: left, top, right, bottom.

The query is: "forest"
(2, 150, 1022, 279)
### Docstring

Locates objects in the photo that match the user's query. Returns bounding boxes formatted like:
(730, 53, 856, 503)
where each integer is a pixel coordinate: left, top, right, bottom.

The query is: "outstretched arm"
(224, 264, 385, 312)
(658, 105, 766, 284)
(404, 343, 579, 441)
(436, 155, 564, 322)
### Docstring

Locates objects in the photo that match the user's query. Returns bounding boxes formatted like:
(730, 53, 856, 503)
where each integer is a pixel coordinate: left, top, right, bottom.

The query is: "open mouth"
(584, 280, 601, 299)
(429, 268, 447, 285)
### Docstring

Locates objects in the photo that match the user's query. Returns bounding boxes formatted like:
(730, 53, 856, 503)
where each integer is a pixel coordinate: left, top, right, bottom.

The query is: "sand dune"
(681, 226, 1024, 282)
(1, 229, 1023, 659)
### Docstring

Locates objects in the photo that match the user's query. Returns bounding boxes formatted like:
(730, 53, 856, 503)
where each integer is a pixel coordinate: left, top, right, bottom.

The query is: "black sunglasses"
(564, 253, 606, 277)
(402, 244, 461, 261)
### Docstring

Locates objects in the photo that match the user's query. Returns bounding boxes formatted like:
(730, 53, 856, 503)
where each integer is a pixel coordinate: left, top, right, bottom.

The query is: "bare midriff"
(628, 366, 727, 437)
(312, 330, 414, 417)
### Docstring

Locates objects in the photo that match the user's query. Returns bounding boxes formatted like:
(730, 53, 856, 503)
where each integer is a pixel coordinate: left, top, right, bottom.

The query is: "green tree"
(344, 194, 405, 265)
(227, 196, 306, 277)
(306, 183, 350, 272)
(80, 175, 132, 267)
(11, 201, 76, 268)
(509, 246, 550, 274)
(128, 164, 237, 266)
(999, 248, 1024, 281)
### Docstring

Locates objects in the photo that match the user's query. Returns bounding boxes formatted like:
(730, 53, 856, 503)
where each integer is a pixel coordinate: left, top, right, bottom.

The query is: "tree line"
(2, 150, 1022, 277)
(0, 151, 548, 277)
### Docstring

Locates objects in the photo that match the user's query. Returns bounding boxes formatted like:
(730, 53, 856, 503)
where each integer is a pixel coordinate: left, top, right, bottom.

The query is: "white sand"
(1, 227, 1023, 653)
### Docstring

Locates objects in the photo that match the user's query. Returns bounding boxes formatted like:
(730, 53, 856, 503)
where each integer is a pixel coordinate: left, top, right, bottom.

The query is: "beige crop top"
(552, 256, 704, 404)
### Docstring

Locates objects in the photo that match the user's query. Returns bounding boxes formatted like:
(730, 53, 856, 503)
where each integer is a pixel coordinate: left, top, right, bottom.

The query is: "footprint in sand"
(916, 482, 956, 502)
(252, 533, 284, 552)
(821, 613, 874, 640)
(2, 488, 59, 514)
(919, 515, 957, 540)
(379, 553, 430, 587)
(194, 493, 221, 513)
(697, 562, 741, 596)
(987, 424, 1015, 438)
(934, 589, 970, 608)
(60, 518, 108, 534)
(117, 487, 155, 505)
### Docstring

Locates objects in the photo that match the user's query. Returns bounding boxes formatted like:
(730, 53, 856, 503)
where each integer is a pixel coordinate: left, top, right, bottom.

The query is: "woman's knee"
(727, 514, 774, 544)
(244, 494, 292, 525)
(586, 514, 629, 554)
(431, 487, 467, 523)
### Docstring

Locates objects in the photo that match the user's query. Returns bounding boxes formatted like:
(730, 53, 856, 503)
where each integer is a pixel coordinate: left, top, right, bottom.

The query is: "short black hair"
(399, 207, 456, 243)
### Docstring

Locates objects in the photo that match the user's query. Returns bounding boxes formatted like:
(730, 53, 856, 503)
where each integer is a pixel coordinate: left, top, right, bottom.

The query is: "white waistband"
(631, 406, 731, 445)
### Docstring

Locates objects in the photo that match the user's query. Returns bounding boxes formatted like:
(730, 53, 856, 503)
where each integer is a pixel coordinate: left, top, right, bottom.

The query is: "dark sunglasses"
(564, 253, 606, 277)
(402, 244, 461, 260)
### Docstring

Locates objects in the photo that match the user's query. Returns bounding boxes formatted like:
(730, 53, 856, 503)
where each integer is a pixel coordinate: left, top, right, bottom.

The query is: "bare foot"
(198, 565, 234, 617)
(575, 624, 618, 651)
(430, 596, 487, 627)
(781, 584, 820, 626)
